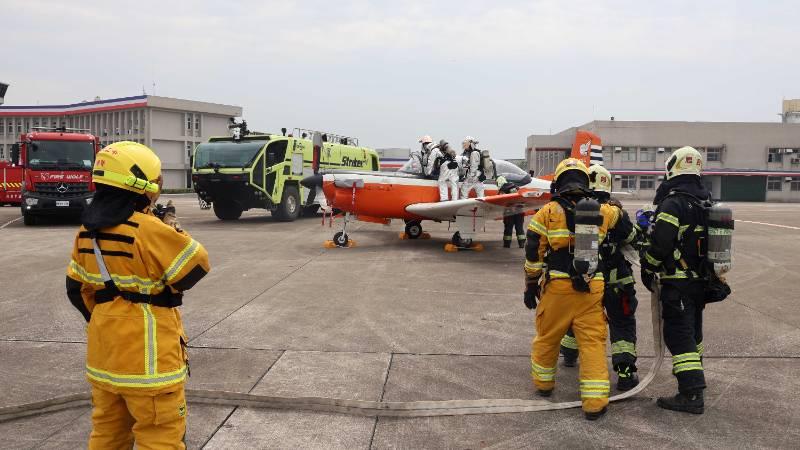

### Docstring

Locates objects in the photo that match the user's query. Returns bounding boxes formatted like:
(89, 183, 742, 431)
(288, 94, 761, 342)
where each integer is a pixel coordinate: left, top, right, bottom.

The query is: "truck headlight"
(25, 198, 38, 206)
(86, 197, 93, 205)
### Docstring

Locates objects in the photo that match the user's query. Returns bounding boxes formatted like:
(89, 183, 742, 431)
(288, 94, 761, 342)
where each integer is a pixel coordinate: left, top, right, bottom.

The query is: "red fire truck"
(9, 127, 101, 225)
(0, 160, 22, 205)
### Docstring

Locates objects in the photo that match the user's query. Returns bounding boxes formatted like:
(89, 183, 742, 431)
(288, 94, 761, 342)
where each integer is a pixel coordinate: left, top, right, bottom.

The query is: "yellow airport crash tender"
(192, 124, 380, 221)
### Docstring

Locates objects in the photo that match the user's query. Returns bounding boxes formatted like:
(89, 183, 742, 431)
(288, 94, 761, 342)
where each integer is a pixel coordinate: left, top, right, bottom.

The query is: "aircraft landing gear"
(405, 221, 423, 239)
(445, 231, 484, 252)
(325, 212, 357, 248)
(333, 231, 349, 247)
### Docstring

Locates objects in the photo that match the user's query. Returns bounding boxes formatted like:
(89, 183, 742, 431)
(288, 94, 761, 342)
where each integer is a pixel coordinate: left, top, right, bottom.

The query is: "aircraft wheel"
(333, 231, 349, 247)
(405, 221, 423, 239)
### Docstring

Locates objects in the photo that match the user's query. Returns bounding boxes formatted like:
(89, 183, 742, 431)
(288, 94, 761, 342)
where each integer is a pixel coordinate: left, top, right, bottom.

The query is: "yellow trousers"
(531, 279, 609, 413)
(88, 386, 187, 450)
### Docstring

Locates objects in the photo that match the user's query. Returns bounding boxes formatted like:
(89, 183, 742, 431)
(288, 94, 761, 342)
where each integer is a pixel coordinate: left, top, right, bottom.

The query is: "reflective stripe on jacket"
(66, 211, 210, 394)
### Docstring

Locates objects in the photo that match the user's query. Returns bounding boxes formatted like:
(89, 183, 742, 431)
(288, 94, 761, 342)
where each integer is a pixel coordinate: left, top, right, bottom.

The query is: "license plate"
(56, 200, 69, 207)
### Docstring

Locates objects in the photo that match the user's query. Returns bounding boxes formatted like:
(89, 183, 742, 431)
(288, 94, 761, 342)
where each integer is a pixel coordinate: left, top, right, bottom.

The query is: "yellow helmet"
(553, 158, 590, 195)
(665, 146, 703, 180)
(92, 141, 162, 194)
(554, 158, 588, 180)
(588, 164, 612, 193)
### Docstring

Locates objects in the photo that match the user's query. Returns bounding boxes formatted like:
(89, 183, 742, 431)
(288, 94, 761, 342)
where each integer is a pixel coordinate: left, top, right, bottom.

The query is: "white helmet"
(462, 136, 478, 150)
(589, 164, 612, 193)
(665, 146, 703, 180)
(419, 135, 433, 144)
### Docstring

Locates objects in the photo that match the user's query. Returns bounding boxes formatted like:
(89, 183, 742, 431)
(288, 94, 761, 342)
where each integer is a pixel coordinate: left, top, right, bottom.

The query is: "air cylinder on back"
(707, 203, 734, 275)
(573, 197, 602, 275)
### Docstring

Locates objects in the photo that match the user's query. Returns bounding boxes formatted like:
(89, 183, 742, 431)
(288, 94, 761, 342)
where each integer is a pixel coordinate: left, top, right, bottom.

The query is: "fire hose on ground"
(0, 275, 663, 422)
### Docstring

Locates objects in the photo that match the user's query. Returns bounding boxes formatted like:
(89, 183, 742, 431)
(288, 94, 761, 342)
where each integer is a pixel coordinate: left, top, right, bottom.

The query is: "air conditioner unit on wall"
(614, 175, 622, 180)
(657, 147, 666, 153)
(785, 177, 793, 182)
(785, 149, 794, 153)
(614, 147, 622, 152)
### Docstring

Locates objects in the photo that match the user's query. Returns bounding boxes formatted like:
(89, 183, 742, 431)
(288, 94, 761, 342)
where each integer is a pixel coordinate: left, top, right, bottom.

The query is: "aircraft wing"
(405, 190, 549, 221)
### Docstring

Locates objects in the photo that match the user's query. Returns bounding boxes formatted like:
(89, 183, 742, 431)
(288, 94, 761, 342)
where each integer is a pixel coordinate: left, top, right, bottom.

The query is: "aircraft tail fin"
(534, 130, 603, 181)
(571, 130, 603, 168)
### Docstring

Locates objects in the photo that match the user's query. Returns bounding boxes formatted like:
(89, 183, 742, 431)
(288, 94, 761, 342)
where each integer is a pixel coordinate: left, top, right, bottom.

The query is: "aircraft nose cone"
(300, 174, 323, 189)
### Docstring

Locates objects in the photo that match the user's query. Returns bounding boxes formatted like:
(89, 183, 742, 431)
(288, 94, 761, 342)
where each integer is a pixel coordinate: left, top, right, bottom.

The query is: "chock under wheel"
(324, 239, 357, 248)
(444, 242, 484, 252)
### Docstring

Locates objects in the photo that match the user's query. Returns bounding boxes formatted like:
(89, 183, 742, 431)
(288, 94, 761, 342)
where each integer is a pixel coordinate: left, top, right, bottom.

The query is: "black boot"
(561, 350, 578, 367)
(616, 365, 639, 392)
(503, 239, 511, 248)
(585, 406, 607, 421)
(537, 389, 553, 398)
(657, 390, 704, 414)
(518, 238, 526, 248)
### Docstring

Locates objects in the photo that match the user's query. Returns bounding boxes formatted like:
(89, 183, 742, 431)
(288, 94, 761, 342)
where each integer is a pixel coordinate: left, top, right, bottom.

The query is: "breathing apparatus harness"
(87, 230, 183, 308)
(656, 189, 733, 302)
(544, 193, 603, 293)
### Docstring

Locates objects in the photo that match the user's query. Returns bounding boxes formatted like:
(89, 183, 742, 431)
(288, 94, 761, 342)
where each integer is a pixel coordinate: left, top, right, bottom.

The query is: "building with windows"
(527, 120, 800, 201)
(0, 95, 242, 188)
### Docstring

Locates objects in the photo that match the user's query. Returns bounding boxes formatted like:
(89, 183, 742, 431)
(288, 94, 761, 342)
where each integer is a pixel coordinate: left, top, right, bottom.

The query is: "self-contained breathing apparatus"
(546, 196, 603, 292)
(432, 151, 457, 178)
(658, 191, 734, 303)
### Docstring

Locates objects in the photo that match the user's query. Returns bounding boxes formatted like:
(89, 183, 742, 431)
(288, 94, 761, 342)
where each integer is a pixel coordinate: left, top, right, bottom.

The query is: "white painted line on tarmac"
(0, 217, 22, 229)
(738, 220, 800, 230)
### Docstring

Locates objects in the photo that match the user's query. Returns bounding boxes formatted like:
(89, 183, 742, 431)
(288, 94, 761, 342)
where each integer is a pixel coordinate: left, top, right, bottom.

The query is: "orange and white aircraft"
(301, 131, 602, 250)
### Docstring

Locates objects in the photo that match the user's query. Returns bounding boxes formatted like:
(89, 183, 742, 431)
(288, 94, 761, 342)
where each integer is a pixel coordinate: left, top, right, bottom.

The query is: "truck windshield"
(194, 141, 267, 169)
(27, 140, 95, 171)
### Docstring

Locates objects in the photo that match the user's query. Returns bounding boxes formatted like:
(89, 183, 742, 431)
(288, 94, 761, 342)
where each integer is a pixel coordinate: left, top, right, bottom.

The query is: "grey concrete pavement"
(1, 198, 799, 448)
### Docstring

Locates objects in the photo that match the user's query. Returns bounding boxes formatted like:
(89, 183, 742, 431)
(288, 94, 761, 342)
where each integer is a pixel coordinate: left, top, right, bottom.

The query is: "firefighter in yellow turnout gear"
(66, 141, 210, 449)
(523, 158, 619, 420)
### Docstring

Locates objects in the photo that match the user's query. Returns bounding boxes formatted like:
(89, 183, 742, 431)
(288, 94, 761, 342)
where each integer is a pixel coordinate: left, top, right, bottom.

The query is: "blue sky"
(2, 0, 798, 157)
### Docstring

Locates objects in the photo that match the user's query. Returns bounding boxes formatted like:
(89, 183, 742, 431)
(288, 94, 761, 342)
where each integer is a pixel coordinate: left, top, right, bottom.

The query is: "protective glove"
(153, 200, 182, 232)
(447, 161, 459, 170)
(641, 268, 656, 293)
(524, 282, 540, 309)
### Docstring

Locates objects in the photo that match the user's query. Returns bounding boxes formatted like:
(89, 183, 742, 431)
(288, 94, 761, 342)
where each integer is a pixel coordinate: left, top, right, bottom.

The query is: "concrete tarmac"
(1, 196, 799, 449)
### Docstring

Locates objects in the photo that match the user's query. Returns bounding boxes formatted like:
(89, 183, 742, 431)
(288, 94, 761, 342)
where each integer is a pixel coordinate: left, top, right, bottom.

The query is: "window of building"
(620, 147, 637, 162)
(768, 148, 784, 163)
(0, 144, 5, 159)
(707, 147, 722, 162)
(8, 120, 14, 134)
(602, 146, 614, 163)
(620, 175, 636, 189)
(639, 175, 656, 190)
(640, 147, 656, 162)
(194, 116, 201, 134)
(791, 177, 800, 192)
(187, 114, 193, 130)
(767, 176, 783, 191)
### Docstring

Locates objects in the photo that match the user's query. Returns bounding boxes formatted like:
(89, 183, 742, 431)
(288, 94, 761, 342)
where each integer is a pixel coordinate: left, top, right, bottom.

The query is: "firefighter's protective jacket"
(525, 200, 620, 284)
(66, 211, 210, 394)
(643, 180, 711, 281)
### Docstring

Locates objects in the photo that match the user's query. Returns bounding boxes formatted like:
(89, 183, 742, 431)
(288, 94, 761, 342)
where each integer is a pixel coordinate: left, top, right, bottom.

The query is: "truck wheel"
(23, 213, 37, 226)
(273, 185, 301, 222)
(213, 201, 242, 220)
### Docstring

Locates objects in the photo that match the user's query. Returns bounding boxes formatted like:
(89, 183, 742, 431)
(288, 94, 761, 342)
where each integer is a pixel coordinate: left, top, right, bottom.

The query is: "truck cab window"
(265, 140, 288, 167)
